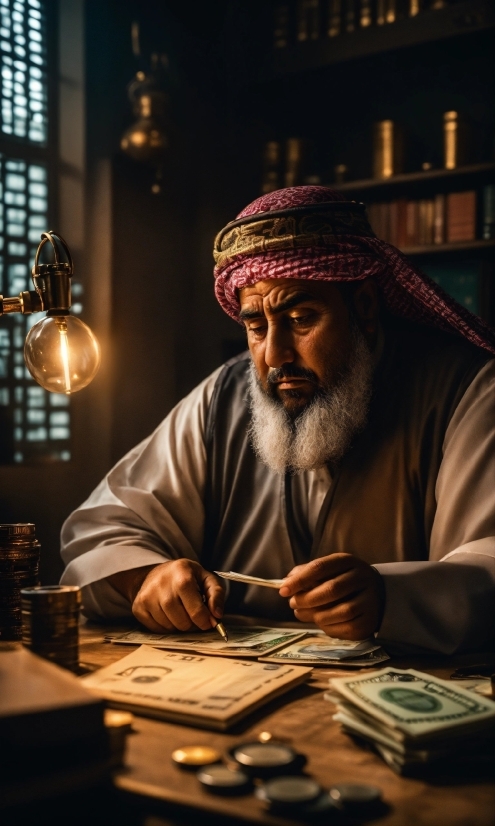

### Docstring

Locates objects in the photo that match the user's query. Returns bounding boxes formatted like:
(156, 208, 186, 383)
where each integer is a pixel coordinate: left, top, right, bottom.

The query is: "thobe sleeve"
(375, 359, 495, 655)
(60, 367, 222, 620)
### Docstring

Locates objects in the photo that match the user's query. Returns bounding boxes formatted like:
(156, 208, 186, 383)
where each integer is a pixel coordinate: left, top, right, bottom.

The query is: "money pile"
(328, 668, 495, 774)
(0, 523, 40, 641)
(21, 584, 81, 672)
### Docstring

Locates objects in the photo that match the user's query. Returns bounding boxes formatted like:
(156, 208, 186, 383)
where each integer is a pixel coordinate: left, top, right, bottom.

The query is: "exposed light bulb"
(24, 315, 101, 395)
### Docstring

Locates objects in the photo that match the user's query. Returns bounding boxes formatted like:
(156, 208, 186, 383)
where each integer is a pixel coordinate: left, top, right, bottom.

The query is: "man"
(61, 186, 495, 655)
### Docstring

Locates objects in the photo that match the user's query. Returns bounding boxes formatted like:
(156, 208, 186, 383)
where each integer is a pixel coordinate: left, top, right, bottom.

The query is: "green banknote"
(329, 668, 495, 740)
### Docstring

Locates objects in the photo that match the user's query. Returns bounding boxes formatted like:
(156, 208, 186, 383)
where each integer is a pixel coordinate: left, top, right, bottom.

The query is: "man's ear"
(352, 279, 380, 337)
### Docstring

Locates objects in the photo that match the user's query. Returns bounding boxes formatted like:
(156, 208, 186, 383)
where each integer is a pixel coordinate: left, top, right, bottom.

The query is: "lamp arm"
(0, 291, 43, 316)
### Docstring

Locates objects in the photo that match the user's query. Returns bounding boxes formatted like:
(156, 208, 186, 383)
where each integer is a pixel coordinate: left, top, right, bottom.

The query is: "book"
(417, 199, 435, 246)
(482, 185, 495, 240)
(81, 645, 311, 731)
(327, 0, 341, 36)
(433, 193, 445, 245)
(105, 625, 308, 658)
(446, 191, 476, 243)
(389, 198, 408, 248)
(405, 200, 418, 247)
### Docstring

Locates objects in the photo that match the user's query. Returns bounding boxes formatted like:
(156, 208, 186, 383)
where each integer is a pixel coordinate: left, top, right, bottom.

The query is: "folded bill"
(259, 635, 390, 667)
(214, 571, 286, 589)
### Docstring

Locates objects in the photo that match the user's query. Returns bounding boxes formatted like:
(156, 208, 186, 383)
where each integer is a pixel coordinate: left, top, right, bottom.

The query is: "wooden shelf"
(272, 0, 495, 76)
(327, 163, 495, 195)
(400, 239, 495, 256)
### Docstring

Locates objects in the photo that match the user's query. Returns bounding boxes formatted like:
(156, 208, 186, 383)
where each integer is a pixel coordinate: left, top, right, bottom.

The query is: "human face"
(239, 279, 353, 418)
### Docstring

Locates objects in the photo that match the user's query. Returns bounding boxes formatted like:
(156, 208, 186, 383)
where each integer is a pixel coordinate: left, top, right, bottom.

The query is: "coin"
(232, 742, 296, 768)
(329, 783, 382, 807)
(257, 776, 322, 806)
(196, 764, 252, 795)
(172, 745, 222, 769)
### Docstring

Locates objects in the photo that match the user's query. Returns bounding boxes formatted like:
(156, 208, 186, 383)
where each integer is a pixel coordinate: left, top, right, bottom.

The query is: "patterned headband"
(213, 201, 376, 270)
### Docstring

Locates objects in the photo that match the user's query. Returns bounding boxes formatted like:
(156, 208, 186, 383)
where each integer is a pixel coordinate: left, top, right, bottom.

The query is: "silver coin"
(258, 776, 322, 805)
(329, 783, 382, 805)
(233, 742, 296, 767)
(197, 764, 251, 790)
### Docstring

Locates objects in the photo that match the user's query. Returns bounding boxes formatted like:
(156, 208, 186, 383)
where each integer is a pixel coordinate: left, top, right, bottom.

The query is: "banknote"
(105, 626, 308, 658)
(259, 635, 390, 667)
(214, 570, 286, 589)
(329, 668, 495, 740)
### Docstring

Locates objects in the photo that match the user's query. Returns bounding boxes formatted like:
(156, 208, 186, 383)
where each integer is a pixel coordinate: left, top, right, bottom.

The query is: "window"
(0, 0, 75, 464)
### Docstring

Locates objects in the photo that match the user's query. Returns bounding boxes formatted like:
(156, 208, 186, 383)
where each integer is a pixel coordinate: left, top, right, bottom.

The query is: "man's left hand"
(279, 554, 385, 640)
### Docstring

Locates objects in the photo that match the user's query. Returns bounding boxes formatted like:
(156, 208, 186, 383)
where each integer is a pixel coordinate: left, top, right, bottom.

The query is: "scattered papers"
(259, 635, 390, 667)
(105, 626, 307, 658)
(81, 644, 311, 730)
(214, 571, 285, 589)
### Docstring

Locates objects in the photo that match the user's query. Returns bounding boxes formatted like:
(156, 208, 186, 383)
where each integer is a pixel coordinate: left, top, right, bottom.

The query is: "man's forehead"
(239, 278, 337, 307)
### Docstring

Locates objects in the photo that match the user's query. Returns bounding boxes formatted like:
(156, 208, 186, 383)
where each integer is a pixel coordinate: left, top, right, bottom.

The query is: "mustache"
(267, 365, 319, 385)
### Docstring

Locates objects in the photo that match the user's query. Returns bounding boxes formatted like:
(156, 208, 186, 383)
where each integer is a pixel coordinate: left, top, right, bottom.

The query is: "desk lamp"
(0, 231, 100, 394)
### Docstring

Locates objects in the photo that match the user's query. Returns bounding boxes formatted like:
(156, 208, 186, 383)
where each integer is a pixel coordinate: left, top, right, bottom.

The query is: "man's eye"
(290, 313, 313, 326)
(248, 325, 267, 337)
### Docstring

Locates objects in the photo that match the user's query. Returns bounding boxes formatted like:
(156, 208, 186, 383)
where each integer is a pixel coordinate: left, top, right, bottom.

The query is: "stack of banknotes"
(327, 668, 495, 774)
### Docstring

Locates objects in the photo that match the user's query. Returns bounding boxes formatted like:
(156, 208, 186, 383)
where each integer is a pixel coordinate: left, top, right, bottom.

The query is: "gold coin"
(172, 745, 222, 767)
(104, 709, 134, 729)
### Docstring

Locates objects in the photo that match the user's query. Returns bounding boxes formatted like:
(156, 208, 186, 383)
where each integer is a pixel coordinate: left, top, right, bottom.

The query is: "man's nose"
(264, 324, 295, 369)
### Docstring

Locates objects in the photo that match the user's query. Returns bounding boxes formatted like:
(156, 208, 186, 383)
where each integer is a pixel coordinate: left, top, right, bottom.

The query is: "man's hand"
(279, 554, 385, 640)
(108, 560, 225, 633)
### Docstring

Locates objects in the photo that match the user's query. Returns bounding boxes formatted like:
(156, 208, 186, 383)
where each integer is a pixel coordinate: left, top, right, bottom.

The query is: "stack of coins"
(0, 523, 40, 641)
(21, 584, 81, 671)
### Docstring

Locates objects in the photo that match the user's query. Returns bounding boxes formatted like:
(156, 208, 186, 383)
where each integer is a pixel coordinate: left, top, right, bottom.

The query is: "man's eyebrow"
(239, 291, 321, 321)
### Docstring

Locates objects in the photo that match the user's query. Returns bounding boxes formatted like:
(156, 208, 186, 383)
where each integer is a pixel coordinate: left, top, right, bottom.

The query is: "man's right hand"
(108, 560, 225, 633)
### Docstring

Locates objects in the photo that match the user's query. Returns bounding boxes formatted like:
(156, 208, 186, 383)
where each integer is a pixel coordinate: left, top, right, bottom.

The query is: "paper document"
(105, 626, 307, 658)
(81, 644, 311, 730)
(214, 571, 285, 589)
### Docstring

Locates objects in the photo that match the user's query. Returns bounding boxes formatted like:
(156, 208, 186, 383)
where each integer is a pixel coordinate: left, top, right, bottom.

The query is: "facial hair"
(247, 327, 374, 474)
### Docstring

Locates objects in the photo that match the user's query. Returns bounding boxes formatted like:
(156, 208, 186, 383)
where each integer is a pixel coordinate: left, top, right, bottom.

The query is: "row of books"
(274, 0, 462, 48)
(367, 188, 495, 249)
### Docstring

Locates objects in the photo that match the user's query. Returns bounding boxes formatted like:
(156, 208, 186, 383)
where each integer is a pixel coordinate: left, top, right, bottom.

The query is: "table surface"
(79, 623, 495, 826)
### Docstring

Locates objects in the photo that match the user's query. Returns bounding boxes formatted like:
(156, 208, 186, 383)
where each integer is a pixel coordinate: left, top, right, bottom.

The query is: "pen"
(201, 593, 229, 641)
(215, 621, 229, 642)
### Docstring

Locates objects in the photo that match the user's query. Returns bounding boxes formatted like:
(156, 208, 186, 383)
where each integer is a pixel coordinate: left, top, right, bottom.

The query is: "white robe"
(60, 360, 495, 655)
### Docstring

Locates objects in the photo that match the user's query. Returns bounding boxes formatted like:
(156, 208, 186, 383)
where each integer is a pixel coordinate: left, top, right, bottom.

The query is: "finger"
(202, 571, 225, 619)
(289, 569, 365, 610)
(133, 603, 175, 633)
(179, 580, 215, 631)
(294, 592, 368, 627)
(160, 564, 212, 630)
(158, 589, 200, 631)
(279, 554, 356, 596)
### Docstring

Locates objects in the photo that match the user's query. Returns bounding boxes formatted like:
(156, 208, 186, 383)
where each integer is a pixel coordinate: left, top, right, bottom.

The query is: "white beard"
(247, 330, 374, 474)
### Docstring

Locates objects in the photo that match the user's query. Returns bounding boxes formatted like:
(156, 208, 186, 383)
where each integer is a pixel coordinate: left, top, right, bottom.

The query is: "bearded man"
(61, 186, 495, 655)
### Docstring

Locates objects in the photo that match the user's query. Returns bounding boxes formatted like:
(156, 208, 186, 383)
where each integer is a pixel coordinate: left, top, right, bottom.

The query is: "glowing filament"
(58, 322, 71, 394)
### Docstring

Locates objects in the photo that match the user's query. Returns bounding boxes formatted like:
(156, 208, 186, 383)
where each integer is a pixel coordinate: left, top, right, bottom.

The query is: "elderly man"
(61, 186, 495, 655)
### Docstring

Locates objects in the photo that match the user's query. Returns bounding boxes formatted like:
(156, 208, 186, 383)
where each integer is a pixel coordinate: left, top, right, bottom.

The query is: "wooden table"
(79, 623, 495, 826)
